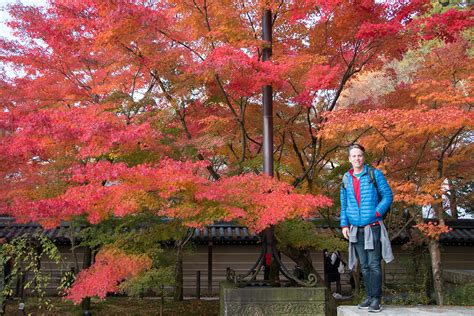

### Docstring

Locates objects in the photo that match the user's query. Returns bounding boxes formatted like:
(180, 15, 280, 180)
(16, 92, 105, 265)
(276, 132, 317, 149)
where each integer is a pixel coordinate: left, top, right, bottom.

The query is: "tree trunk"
(428, 239, 444, 305)
(81, 247, 92, 315)
(173, 228, 193, 302)
(68, 225, 80, 273)
(430, 196, 446, 306)
(173, 246, 184, 301)
(448, 180, 458, 219)
(280, 245, 324, 284)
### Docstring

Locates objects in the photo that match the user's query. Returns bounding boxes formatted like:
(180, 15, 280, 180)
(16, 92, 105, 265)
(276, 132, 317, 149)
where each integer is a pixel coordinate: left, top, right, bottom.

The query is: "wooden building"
(0, 217, 473, 296)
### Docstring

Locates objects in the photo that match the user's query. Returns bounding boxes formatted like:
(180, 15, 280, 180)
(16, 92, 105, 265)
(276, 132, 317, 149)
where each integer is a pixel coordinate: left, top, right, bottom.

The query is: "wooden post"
(160, 284, 164, 316)
(323, 250, 329, 289)
(18, 272, 26, 316)
(196, 271, 201, 299)
(353, 260, 361, 293)
(207, 242, 213, 295)
(381, 260, 386, 286)
(0, 260, 7, 314)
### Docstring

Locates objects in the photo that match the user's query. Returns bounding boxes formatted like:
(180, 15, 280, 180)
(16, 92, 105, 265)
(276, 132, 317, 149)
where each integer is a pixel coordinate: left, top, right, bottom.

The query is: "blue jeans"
(354, 225, 382, 300)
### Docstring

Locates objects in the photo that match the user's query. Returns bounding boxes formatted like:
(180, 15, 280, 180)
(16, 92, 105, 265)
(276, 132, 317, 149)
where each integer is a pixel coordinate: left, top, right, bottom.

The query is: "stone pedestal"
(219, 281, 327, 316)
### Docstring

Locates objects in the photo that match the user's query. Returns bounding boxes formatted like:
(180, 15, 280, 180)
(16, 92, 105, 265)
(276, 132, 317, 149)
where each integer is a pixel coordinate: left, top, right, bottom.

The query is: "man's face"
(349, 148, 365, 170)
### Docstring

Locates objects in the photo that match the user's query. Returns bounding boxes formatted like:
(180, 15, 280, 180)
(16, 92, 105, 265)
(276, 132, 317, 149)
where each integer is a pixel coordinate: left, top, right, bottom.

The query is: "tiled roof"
(0, 220, 75, 245)
(191, 224, 337, 244)
(0, 217, 473, 246)
(192, 225, 259, 244)
(439, 220, 474, 246)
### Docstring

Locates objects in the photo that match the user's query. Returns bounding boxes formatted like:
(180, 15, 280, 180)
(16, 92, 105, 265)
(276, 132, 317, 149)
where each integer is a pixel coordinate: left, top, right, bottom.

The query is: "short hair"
(348, 143, 365, 154)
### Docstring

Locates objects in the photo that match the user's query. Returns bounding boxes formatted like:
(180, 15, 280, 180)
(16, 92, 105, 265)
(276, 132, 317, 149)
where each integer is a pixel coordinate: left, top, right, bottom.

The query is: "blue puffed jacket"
(340, 165, 393, 227)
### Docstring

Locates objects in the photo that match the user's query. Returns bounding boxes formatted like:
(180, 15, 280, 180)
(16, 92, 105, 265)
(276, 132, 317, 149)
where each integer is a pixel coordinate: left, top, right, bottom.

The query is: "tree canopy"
(0, 0, 472, 303)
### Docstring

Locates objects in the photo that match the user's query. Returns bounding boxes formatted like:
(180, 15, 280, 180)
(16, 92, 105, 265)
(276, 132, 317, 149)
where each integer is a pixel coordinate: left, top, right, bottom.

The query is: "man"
(340, 144, 393, 313)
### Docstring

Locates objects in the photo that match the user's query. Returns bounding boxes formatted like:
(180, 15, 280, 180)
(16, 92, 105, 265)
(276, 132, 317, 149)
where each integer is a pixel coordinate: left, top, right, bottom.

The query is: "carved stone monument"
(220, 282, 327, 316)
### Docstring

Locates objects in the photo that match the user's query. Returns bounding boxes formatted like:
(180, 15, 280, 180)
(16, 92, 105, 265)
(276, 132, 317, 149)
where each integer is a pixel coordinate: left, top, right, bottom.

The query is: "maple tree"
(320, 14, 473, 304)
(0, 0, 472, 305)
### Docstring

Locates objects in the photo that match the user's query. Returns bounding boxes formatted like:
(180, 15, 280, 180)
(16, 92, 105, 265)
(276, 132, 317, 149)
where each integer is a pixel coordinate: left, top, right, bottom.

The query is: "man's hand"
(342, 227, 349, 240)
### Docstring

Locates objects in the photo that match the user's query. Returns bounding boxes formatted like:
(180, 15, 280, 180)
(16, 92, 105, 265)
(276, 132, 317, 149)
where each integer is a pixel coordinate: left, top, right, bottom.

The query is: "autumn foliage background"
(0, 0, 473, 305)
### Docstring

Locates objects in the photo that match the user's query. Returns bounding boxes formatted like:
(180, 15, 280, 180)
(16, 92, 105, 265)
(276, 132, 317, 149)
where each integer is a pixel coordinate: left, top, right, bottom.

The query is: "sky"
(0, 0, 48, 78)
(0, 0, 48, 38)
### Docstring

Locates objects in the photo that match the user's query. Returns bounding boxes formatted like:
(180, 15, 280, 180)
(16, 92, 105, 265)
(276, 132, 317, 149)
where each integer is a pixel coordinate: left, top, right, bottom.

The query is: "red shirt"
(349, 170, 361, 207)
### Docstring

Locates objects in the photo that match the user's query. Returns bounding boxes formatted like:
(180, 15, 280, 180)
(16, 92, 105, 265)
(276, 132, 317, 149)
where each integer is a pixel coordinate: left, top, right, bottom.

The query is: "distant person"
(340, 144, 394, 313)
(323, 249, 345, 299)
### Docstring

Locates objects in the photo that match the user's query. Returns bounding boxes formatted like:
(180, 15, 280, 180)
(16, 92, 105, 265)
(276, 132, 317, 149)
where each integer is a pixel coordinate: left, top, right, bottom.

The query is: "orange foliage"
(414, 222, 452, 240)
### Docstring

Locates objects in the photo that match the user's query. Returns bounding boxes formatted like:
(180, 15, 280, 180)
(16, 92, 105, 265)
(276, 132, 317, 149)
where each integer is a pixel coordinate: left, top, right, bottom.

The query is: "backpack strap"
(369, 167, 382, 199)
(341, 173, 349, 190)
(368, 167, 377, 188)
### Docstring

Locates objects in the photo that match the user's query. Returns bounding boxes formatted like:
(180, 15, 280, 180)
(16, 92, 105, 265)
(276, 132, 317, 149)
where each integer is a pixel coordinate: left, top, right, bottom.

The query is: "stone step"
(337, 306, 474, 316)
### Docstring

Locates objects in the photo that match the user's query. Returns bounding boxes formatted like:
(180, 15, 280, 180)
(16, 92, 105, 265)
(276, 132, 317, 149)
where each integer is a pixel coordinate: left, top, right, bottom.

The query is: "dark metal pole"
(262, 10, 273, 177)
(262, 8, 275, 281)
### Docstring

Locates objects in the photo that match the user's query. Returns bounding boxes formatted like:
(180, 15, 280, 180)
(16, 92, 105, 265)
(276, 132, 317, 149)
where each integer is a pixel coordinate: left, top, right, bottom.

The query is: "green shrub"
(382, 249, 432, 305)
(444, 282, 474, 306)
